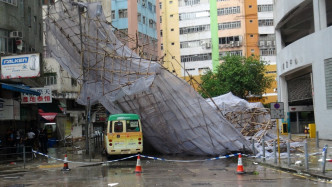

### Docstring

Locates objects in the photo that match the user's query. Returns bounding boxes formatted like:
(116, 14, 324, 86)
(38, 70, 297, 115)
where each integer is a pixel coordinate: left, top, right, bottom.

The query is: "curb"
(256, 161, 332, 181)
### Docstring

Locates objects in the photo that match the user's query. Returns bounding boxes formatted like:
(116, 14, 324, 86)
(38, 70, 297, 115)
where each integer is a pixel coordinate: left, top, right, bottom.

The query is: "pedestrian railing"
(0, 146, 34, 168)
(251, 131, 331, 174)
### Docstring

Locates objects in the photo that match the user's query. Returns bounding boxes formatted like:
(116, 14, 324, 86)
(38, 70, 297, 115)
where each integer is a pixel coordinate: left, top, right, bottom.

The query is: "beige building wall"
(160, 0, 181, 75)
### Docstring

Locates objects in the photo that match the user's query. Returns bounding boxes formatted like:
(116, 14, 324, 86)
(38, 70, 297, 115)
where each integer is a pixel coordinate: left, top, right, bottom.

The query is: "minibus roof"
(108, 113, 140, 121)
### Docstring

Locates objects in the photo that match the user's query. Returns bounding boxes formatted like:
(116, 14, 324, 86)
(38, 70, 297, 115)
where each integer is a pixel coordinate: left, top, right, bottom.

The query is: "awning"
(38, 101, 62, 113)
(1, 83, 41, 96)
(39, 112, 57, 121)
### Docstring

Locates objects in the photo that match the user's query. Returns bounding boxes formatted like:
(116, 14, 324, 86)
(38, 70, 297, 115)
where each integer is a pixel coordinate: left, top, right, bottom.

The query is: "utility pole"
(72, 1, 90, 156)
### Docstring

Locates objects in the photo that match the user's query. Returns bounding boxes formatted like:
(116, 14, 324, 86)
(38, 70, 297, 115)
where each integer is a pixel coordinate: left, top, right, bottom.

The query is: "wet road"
(0, 157, 330, 187)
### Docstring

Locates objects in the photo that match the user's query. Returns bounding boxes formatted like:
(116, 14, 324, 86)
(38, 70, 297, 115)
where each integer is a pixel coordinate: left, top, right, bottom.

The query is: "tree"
(199, 55, 273, 99)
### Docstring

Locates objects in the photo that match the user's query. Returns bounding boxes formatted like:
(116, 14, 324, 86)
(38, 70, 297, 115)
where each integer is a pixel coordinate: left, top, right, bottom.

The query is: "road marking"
(108, 183, 119, 186)
(39, 164, 63, 168)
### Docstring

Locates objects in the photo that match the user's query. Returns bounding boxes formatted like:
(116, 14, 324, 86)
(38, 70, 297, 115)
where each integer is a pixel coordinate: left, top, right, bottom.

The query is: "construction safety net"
(45, 0, 252, 155)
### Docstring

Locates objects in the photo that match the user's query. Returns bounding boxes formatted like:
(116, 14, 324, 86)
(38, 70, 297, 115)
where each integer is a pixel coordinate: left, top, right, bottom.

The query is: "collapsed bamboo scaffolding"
(45, 0, 254, 155)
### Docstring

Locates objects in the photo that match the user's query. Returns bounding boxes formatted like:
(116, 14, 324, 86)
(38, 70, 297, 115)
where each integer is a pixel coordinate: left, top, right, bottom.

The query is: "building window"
(180, 24, 210, 34)
(160, 30, 163, 37)
(171, 42, 174, 45)
(259, 48, 276, 56)
(198, 67, 209, 74)
(169, 1, 173, 4)
(219, 36, 242, 47)
(258, 4, 273, 12)
(0, 0, 17, 6)
(44, 74, 57, 85)
(148, 2, 152, 11)
(181, 53, 212, 62)
(179, 0, 200, 7)
(171, 28, 174, 31)
(119, 9, 128, 18)
(258, 19, 274, 26)
(159, 2, 162, 9)
(143, 16, 146, 24)
(217, 6, 240, 16)
(28, 7, 32, 27)
(251, 49, 254, 53)
(219, 50, 243, 57)
(170, 14, 173, 17)
(71, 78, 77, 86)
(325, 58, 332, 109)
(148, 19, 154, 28)
(250, 20, 253, 23)
(111, 10, 115, 19)
(180, 40, 202, 48)
(160, 16, 162, 23)
(138, 13, 141, 22)
(179, 11, 210, 21)
(161, 43, 163, 50)
(249, 5, 252, 8)
(218, 21, 241, 30)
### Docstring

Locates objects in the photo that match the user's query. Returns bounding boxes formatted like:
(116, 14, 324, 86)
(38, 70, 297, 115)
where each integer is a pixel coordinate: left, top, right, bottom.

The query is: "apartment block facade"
(160, 0, 277, 103)
(112, 0, 161, 61)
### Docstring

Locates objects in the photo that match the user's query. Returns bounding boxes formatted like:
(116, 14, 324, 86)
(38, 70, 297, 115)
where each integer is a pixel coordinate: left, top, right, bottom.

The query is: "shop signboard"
(21, 87, 52, 104)
(1, 53, 40, 79)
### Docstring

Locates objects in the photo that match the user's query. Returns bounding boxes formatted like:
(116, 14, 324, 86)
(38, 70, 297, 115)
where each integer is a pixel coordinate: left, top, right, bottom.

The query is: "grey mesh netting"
(45, 0, 253, 155)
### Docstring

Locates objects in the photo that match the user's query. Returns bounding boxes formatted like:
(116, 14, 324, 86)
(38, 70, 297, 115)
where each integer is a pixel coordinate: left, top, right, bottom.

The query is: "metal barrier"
(0, 146, 34, 168)
(254, 131, 330, 174)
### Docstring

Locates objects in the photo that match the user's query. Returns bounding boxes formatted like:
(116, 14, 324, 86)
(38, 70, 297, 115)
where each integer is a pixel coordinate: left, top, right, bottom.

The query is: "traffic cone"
(236, 153, 245, 174)
(61, 154, 71, 171)
(135, 155, 142, 173)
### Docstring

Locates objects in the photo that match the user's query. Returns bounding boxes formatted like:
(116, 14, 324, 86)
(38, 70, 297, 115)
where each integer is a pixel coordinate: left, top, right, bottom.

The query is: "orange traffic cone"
(236, 153, 245, 174)
(135, 155, 142, 173)
(61, 154, 71, 171)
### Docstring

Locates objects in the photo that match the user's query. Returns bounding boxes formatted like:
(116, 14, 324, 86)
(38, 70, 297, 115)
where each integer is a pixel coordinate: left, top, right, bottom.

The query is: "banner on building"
(21, 87, 52, 104)
(1, 53, 40, 79)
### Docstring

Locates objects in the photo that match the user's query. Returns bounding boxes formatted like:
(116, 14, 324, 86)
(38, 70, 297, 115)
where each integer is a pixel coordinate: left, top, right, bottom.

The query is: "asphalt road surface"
(0, 156, 331, 187)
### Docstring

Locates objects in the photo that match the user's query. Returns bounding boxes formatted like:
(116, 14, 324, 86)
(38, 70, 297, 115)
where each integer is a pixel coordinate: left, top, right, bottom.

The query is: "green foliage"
(198, 55, 273, 99)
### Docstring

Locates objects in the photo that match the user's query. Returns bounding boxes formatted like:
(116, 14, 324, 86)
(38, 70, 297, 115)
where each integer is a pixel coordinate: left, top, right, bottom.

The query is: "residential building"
(111, 0, 161, 61)
(160, 0, 277, 103)
(0, 0, 44, 132)
(248, 0, 277, 103)
(275, 0, 332, 138)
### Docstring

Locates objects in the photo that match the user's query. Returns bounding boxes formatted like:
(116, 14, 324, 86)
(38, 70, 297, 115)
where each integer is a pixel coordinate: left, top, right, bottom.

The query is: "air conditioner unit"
(205, 42, 211, 48)
(9, 31, 23, 38)
(230, 41, 234, 47)
(259, 41, 265, 46)
(235, 41, 240, 47)
(149, 20, 153, 24)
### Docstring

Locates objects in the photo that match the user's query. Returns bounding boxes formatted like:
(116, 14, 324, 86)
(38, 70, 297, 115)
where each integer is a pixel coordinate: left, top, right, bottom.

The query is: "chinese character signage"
(1, 53, 40, 79)
(21, 87, 52, 104)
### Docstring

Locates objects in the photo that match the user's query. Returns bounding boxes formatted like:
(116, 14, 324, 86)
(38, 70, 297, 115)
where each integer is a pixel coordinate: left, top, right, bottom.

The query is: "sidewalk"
(0, 145, 105, 175)
(254, 134, 332, 181)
